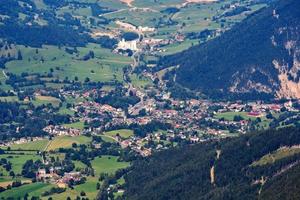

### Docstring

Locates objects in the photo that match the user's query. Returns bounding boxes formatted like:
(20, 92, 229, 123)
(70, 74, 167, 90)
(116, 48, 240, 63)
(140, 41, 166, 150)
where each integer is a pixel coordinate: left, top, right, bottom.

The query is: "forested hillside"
(124, 127, 300, 200)
(160, 0, 300, 100)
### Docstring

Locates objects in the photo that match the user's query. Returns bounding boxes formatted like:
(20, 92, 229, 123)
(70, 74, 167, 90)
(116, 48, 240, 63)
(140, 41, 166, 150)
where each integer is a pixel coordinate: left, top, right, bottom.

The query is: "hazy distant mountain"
(161, 0, 300, 100)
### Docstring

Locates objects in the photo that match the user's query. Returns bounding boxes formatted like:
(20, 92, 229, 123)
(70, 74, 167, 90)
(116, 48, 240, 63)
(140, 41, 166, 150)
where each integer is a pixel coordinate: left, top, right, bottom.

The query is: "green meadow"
(0, 153, 41, 175)
(91, 156, 130, 176)
(0, 182, 52, 199)
(45, 135, 92, 151)
(5, 44, 132, 83)
(104, 129, 134, 139)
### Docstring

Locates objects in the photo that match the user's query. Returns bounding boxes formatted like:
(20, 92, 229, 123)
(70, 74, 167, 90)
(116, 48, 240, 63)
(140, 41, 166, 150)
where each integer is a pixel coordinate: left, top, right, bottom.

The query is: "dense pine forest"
(123, 127, 300, 200)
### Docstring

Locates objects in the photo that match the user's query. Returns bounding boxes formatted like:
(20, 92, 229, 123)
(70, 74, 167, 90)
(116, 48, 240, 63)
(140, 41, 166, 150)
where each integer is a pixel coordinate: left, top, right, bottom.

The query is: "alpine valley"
(0, 0, 299, 200)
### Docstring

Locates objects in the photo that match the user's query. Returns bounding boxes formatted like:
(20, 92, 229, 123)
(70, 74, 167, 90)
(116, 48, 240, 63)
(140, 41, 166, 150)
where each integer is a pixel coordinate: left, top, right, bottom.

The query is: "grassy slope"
(5, 44, 132, 82)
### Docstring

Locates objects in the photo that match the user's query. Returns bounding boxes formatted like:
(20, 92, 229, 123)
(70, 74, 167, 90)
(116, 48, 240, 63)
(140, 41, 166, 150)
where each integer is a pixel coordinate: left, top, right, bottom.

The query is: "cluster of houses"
(43, 125, 81, 136)
(37, 168, 82, 188)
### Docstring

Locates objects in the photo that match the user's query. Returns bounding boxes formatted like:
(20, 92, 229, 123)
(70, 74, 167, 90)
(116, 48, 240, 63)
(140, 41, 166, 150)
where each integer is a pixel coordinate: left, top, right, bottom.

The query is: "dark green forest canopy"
(124, 127, 300, 200)
(159, 0, 299, 100)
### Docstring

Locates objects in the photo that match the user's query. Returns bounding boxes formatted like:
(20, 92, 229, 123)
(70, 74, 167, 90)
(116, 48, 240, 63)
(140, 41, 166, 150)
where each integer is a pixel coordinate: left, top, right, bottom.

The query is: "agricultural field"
(104, 129, 134, 139)
(9, 135, 92, 152)
(32, 95, 61, 107)
(63, 121, 86, 130)
(0, 96, 19, 102)
(39, 157, 129, 199)
(215, 111, 259, 121)
(0, 177, 30, 188)
(5, 44, 132, 83)
(91, 156, 130, 176)
(0, 182, 52, 199)
(10, 139, 49, 151)
(129, 74, 153, 89)
(100, 135, 118, 143)
(0, 153, 41, 174)
(160, 39, 199, 55)
(45, 135, 92, 151)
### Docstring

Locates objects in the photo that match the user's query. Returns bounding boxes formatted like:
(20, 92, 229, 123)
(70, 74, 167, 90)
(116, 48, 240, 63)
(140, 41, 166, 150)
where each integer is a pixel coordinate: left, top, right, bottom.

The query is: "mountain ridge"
(160, 0, 300, 100)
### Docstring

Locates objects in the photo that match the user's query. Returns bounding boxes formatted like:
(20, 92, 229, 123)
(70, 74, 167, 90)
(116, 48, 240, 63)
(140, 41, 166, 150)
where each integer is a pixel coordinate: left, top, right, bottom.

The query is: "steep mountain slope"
(160, 0, 300, 100)
(124, 127, 300, 200)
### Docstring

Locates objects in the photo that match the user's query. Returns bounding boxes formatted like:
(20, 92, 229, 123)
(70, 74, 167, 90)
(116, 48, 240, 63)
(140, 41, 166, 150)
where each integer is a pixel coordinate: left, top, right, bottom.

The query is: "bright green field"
(10, 139, 49, 151)
(0, 182, 52, 199)
(215, 112, 258, 121)
(46, 156, 129, 199)
(104, 129, 134, 139)
(0, 96, 19, 102)
(47, 176, 99, 200)
(130, 74, 153, 89)
(32, 95, 61, 107)
(0, 153, 41, 175)
(160, 39, 199, 55)
(46, 135, 91, 151)
(100, 135, 117, 143)
(5, 44, 132, 83)
(10, 135, 92, 152)
(63, 121, 85, 130)
(91, 156, 130, 176)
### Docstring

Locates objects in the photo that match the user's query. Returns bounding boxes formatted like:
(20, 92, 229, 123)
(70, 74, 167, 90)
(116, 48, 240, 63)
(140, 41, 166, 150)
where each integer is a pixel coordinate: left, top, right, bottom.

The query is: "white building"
(117, 38, 138, 51)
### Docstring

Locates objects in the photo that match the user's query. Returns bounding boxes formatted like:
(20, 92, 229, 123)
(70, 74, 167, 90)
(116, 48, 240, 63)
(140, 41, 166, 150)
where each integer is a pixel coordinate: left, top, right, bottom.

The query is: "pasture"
(9, 135, 92, 152)
(63, 121, 85, 130)
(0, 182, 52, 199)
(10, 139, 49, 151)
(100, 135, 117, 143)
(129, 74, 153, 89)
(33, 95, 61, 107)
(104, 129, 134, 139)
(45, 135, 91, 151)
(91, 156, 130, 176)
(5, 44, 132, 83)
(0, 96, 19, 102)
(0, 153, 41, 174)
(215, 112, 258, 121)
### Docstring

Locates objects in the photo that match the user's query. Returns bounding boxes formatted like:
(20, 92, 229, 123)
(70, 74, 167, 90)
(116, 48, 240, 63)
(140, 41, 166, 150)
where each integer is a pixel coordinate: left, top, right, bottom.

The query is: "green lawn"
(91, 156, 130, 176)
(104, 129, 134, 139)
